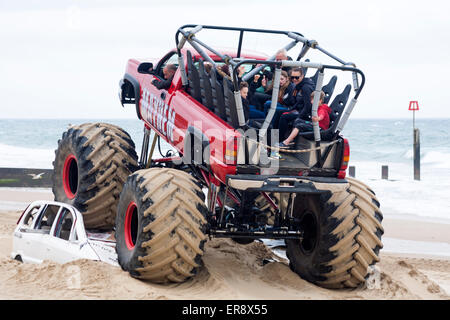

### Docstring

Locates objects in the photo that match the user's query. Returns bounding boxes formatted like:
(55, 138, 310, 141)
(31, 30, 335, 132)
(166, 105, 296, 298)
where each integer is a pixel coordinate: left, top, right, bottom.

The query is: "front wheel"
(52, 123, 138, 229)
(115, 168, 208, 283)
(286, 178, 384, 289)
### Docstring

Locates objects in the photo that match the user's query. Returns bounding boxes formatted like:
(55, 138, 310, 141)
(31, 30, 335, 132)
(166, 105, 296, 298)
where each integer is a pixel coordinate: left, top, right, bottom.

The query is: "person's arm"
(283, 84, 295, 107)
(152, 77, 172, 90)
(249, 75, 261, 93)
(296, 86, 314, 119)
(312, 111, 324, 123)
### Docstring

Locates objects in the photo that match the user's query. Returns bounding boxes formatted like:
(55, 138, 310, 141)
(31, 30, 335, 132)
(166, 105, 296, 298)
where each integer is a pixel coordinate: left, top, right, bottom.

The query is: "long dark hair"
(267, 70, 290, 102)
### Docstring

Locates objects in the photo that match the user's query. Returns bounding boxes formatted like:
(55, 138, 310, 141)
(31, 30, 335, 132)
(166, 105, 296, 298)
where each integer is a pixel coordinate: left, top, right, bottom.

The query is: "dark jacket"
(152, 75, 174, 90)
(280, 82, 295, 107)
(241, 97, 250, 121)
(289, 77, 315, 119)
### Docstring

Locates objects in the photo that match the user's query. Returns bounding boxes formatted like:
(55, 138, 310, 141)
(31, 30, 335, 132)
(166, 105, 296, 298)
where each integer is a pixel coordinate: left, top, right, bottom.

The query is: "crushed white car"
(12, 200, 118, 266)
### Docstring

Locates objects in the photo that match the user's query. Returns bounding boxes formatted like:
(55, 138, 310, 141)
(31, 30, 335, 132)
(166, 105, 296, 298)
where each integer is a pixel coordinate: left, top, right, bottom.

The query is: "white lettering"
(182, 304, 216, 318)
(141, 89, 176, 143)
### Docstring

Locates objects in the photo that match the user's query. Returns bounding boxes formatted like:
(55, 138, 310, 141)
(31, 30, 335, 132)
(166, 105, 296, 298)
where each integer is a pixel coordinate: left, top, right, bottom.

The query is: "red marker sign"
(409, 101, 419, 111)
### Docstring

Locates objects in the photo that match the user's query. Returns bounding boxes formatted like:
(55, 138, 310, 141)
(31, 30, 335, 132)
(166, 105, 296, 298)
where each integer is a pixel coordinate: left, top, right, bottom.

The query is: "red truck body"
(124, 48, 269, 183)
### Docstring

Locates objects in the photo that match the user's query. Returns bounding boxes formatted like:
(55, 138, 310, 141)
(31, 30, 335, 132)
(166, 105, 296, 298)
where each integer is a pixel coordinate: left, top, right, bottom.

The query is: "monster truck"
(52, 25, 383, 289)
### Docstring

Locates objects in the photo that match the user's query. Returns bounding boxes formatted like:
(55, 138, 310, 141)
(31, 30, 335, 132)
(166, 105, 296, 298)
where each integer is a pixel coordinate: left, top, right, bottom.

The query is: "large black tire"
(286, 178, 384, 289)
(115, 168, 208, 283)
(52, 123, 138, 229)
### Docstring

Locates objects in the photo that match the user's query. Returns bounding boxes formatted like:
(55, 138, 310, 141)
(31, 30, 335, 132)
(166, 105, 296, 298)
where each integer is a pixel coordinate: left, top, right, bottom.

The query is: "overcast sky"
(1, 0, 449, 119)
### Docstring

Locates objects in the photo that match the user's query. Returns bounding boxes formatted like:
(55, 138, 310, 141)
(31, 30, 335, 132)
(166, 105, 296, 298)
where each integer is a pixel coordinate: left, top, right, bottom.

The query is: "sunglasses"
(290, 76, 301, 80)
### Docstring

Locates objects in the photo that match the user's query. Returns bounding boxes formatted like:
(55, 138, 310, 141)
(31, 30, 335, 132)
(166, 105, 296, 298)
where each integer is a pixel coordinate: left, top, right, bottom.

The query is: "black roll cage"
(175, 24, 366, 166)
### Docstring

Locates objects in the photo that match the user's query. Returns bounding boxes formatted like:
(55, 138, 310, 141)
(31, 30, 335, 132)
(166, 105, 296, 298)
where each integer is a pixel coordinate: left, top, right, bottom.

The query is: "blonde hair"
(310, 91, 325, 102)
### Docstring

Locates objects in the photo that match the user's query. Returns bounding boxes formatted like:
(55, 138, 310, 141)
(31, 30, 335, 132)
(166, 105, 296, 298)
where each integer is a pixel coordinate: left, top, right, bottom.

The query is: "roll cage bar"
(175, 24, 365, 160)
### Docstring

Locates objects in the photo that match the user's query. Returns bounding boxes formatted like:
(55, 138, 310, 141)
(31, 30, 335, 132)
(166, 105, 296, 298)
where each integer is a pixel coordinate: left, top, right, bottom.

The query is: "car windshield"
(22, 205, 41, 228)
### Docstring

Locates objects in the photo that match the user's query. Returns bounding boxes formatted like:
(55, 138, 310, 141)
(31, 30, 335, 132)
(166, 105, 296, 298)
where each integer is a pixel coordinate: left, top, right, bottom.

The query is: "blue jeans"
(263, 101, 288, 129)
(249, 105, 265, 119)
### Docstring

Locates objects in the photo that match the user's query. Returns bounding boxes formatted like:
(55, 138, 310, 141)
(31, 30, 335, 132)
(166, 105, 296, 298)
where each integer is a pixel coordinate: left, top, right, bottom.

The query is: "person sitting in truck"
(288, 67, 315, 120)
(261, 70, 295, 128)
(277, 91, 331, 149)
(151, 64, 177, 90)
(273, 48, 293, 73)
(276, 67, 315, 136)
(239, 81, 265, 122)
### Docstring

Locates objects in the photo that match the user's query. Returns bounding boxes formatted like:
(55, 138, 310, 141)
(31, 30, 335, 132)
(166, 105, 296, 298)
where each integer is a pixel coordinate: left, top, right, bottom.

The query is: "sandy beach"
(0, 187, 449, 300)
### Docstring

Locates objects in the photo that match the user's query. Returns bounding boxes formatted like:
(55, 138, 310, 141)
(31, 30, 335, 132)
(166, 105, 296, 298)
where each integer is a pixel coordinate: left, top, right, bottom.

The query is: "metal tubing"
(178, 24, 304, 37)
(296, 43, 311, 61)
(181, 33, 216, 65)
(192, 37, 226, 60)
(312, 70, 325, 143)
(140, 127, 150, 167)
(312, 70, 324, 167)
(219, 184, 229, 224)
(241, 41, 298, 82)
(315, 45, 347, 65)
(177, 26, 202, 50)
(234, 90, 246, 127)
(281, 60, 323, 69)
(237, 30, 244, 58)
(177, 37, 187, 50)
(178, 54, 188, 86)
(146, 132, 159, 168)
(336, 98, 357, 133)
(259, 67, 282, 140)
(287, 32, 308, 44)
(352, 71, 360, 91)
(188, 25, 203, 37)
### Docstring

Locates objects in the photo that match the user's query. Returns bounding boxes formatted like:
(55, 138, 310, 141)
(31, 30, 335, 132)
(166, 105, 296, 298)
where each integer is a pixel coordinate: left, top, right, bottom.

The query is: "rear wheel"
(52, 123, 138, 229)
(286, 178, 384, 289)
(115, 168, 208, 283)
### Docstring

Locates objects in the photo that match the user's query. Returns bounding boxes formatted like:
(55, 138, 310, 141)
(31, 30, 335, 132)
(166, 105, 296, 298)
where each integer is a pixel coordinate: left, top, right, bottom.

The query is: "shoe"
(270, 151, 281, 158)
(275, 142, 293, 149)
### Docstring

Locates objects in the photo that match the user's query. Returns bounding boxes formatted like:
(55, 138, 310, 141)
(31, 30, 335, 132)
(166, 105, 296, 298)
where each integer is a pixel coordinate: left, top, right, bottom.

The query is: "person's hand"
(312, 116, 320, 123)
(254, 74, 260, 82)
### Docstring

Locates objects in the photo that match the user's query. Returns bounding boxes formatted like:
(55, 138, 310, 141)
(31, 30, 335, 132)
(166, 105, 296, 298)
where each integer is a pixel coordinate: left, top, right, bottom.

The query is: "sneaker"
(270, 150, 281, 158)
(275, 142, 293, 149)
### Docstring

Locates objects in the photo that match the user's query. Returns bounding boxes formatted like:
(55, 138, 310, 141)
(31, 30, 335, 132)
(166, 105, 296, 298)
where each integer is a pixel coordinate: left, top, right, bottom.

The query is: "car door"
(13, 203, 44, 263)
(140, 51, 178, 142)
(45, 207, 84, 263)
(32, 204, 62, 261)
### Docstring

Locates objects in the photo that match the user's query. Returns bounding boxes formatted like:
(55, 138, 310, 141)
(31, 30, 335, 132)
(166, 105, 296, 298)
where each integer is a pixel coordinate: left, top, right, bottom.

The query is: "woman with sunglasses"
(277, 67, 315, 139)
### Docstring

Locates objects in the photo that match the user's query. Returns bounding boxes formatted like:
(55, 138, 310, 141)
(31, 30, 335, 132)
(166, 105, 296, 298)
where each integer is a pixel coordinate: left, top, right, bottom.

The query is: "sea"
(1, 118, 450, 224)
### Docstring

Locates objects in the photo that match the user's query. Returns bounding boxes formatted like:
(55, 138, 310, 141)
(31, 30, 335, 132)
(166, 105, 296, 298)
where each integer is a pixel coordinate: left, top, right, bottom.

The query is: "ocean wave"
(422, 151, 450, 168)
(401, 149, 450, 169)
(0, 143, 54, 169)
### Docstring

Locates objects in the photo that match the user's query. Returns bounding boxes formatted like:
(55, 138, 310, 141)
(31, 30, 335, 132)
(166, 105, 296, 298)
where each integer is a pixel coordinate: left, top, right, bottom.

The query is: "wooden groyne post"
(409, 101, 420, 181)
(413, 128, 420, 180)
(381, 165, 389, 180)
